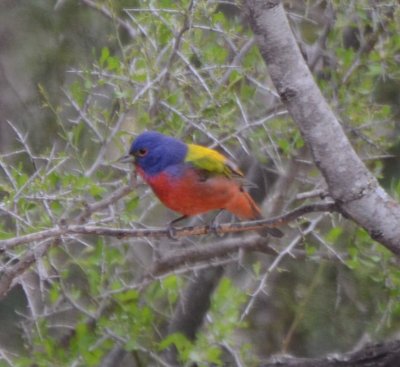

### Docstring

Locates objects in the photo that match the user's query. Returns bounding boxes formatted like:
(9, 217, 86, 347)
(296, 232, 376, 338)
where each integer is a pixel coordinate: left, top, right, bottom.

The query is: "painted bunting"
(120, 131, 283, 237)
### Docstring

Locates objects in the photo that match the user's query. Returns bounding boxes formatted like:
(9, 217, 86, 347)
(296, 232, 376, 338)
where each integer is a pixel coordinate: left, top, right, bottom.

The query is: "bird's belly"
(148, 173, 236, 216)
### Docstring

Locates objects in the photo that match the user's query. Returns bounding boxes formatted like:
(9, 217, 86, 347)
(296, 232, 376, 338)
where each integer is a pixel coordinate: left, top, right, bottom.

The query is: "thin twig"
(79, 0, 137, 39)
(240, 215, 324, 321)
(0, 241, 52, 300)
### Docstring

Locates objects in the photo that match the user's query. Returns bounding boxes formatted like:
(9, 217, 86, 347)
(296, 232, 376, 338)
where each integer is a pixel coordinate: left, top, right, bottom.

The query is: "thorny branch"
(0, 202, 337, 250)
(141, 220, 345, 286)
(0, 199, 336, 299)
(261, 339, 400, 367)
(240, 215, 325, 321)
(78, 0, 138, 38)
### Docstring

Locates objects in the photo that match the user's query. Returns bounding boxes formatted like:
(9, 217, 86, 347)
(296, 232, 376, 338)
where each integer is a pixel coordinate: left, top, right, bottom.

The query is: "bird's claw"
(166, 215, 187, 240)
(167, 224, 179, 240)
(209, 222, 225, 238)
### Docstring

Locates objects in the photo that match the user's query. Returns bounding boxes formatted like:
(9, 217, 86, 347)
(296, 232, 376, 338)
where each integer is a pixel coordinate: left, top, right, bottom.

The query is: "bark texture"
(244, 0, 400, 255)
(261, 340, 400, 367)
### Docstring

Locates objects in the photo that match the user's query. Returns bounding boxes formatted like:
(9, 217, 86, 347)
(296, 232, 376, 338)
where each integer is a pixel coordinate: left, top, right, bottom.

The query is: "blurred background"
(0, 0, 400, 365)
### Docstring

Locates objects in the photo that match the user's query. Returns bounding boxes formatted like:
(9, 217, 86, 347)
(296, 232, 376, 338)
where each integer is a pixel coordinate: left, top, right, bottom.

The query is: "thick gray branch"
(163, 267, 224, 365)
(261, 340, 400, 367)
(244, 0, 400, 255)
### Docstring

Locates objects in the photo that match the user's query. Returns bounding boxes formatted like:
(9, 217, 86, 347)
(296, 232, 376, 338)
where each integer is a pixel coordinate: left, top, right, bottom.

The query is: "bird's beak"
(118, 154, 135, 164)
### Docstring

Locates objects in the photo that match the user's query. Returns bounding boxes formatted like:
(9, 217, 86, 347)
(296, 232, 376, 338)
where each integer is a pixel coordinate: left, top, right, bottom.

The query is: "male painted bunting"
(121, 131, 283, 238)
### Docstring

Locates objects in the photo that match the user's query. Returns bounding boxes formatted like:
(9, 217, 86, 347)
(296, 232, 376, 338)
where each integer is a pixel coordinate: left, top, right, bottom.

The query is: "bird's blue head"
(124, 131, 188, 176)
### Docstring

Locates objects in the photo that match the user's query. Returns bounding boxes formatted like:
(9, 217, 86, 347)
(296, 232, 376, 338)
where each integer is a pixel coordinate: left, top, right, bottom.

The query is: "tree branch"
(261, 340, 400, 367)
(162, 267, 224, 365)
(0, 202, 336, 250)
(79, 0, 138, 39)
(243, 0, 400, 256)
(146, 221, 346, 286)
(0, 241, 52, 300)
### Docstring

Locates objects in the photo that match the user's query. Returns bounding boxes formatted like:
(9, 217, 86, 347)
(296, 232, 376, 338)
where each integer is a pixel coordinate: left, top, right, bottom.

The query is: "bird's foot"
(167, 224, 179, 240)
(166, 215, 188, 240)
(209, 222, 225, 238)
(208, 209, 225, 237)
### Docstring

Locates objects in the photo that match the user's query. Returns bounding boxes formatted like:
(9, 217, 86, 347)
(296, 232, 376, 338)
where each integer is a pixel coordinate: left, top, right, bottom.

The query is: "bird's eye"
(137, 148, 148, 157)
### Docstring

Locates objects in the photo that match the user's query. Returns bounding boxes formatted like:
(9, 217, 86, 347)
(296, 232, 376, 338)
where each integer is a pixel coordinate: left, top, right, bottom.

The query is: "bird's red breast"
(137, 165, 261, 220)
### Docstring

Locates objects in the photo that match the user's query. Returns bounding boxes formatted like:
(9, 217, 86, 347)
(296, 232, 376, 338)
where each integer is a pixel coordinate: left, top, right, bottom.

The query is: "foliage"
(0, 0, 399, 366)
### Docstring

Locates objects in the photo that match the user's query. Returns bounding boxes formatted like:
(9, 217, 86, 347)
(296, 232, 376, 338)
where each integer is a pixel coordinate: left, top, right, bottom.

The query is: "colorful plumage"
(121, 131, 283, 237)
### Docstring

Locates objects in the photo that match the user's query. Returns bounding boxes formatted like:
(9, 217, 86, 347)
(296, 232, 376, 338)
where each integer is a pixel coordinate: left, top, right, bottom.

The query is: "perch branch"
(0, 202, 337, 250)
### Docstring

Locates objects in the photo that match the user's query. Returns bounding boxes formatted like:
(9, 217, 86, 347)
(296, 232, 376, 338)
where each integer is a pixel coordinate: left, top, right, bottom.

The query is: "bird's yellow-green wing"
(185, 144, 243, 177)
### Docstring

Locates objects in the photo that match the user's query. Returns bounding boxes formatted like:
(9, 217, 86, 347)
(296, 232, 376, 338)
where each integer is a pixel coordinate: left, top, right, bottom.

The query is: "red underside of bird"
(137, 166, 262, 220)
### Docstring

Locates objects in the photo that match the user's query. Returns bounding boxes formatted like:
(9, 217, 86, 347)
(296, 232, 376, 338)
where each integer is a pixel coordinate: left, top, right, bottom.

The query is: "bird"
(120, 131, 283, 238)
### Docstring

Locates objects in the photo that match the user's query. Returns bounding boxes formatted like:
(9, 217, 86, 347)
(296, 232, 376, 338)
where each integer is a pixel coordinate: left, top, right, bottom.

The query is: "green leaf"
(326, 227, 343, 242)
(49, 286, 60, 305)
(159, 332, 193, 362)
(106, 55, 121, 72)
(252, 261, 261, 277)
(99, 47, 110, 67)
(0, 230, 13, 240)
(115, 290, 139, 304)
(125, 195, 139, 211)
(70, 80, 86, 108)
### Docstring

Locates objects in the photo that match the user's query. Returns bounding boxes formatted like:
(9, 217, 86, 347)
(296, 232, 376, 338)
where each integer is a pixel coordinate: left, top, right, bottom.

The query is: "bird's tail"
(228, 191, 284, 238)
